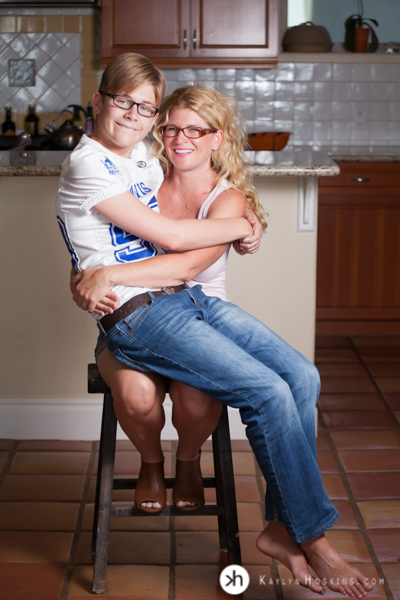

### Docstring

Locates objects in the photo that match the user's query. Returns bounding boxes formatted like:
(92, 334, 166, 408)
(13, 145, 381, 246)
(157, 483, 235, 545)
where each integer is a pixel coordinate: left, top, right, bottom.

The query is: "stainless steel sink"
(0, 135, 53, 151)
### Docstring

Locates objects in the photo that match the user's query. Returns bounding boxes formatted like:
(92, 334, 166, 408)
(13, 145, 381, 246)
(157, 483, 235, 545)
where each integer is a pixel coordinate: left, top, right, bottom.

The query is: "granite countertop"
(292, 145, 400, 163)
(246, 150, 340, 176)
(1, 146, 398, 177)
(0, 150, 71, 176)
(0, 149, 339, 177)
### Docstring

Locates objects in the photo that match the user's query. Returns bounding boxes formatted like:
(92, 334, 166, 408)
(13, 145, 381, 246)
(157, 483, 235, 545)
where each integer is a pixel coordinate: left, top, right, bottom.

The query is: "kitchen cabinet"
(100, 0, 278, 68)
(316, 163, 400, 335)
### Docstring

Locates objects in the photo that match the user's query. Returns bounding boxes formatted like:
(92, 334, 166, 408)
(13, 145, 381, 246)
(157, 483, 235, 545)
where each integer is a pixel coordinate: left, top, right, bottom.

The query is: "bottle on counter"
(2, 106, 16, 136)
(72, 105, 82, 128)
(24, 104, 39, 136)
(85, 102, 94, 136)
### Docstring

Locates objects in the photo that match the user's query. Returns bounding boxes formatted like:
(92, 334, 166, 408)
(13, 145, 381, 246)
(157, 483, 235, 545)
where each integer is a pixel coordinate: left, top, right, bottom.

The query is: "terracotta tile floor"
(1, 335, 399, 599)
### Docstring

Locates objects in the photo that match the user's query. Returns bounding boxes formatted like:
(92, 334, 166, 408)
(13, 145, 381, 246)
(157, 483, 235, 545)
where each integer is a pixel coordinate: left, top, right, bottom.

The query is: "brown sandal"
(135, 460, 166, 513)
(173, 451, 205, 512)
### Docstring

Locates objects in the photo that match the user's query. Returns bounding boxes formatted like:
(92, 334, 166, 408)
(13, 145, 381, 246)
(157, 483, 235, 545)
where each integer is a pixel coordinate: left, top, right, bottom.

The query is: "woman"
(73, 84, 266, 514)
(66, 64, 373, 596)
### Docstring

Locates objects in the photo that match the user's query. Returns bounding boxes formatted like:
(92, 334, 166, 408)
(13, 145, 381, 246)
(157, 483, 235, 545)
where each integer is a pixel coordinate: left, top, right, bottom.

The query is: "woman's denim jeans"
(99, 285, 339, 544)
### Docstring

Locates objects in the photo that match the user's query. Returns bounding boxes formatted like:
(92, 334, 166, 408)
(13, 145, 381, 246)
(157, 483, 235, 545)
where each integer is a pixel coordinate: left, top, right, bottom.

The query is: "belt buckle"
(162, 287, 175, 295)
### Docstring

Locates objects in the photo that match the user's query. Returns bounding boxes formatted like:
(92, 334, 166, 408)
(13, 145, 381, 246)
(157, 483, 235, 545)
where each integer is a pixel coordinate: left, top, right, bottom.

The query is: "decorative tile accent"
(9, 58, 35, 86)
(0, 33, 81, 112)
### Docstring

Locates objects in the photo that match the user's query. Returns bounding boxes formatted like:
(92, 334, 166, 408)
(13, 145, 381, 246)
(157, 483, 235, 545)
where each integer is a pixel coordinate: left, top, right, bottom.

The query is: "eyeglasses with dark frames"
(100, 92, 159, 117)
(160, 125, 218, 139)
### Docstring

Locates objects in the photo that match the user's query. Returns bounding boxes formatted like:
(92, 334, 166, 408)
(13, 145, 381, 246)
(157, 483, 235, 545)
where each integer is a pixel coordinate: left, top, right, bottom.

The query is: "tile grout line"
(59, 440, 98, 600)
(168, 439, 177, 600)
(318, 412, 394, 600)
(318, 336, 394, 600)
(349, 336, 400, 431)
(0, 440, 19, 492)
(253, 458, 284, 600)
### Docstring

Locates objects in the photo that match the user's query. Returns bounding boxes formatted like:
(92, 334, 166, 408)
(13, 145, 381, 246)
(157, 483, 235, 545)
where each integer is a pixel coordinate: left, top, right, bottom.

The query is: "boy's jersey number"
(110, 224, 157, 263)
(109, 189, 159, 263)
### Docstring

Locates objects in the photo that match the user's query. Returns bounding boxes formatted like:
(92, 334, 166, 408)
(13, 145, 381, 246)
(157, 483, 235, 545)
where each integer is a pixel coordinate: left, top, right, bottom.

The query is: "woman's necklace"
(169, 179, 212, 210)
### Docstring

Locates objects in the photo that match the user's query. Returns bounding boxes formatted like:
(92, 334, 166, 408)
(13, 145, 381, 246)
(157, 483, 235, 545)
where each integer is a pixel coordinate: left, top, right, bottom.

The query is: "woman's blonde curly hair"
(152, 84, 267, 230)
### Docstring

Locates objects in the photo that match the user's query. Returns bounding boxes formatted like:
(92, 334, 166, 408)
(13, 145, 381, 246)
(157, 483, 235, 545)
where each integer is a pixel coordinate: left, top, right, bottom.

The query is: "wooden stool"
(88, 363, 241, 594)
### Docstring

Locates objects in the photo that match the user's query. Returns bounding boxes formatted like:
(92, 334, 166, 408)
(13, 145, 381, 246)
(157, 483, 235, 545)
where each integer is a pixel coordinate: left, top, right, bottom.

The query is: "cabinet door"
(101, 0, 278, 67)
(190, 0, 278, 65)
(101, 0, 190, 64)
(316, 163, 400, 333)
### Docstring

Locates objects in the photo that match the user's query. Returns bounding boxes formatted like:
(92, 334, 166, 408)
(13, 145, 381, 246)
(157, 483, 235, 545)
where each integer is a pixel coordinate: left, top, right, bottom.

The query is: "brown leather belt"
(98, 285, 186, 334)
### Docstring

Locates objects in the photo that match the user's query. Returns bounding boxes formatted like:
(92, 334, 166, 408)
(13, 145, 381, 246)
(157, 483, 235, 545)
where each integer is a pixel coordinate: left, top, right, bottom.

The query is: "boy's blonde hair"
(99, 53, 166, 106)
(152, 85, 267, 230)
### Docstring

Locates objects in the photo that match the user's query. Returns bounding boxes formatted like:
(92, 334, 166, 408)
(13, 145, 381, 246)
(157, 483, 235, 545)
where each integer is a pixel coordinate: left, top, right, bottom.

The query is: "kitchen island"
(0, 149, 338, 439)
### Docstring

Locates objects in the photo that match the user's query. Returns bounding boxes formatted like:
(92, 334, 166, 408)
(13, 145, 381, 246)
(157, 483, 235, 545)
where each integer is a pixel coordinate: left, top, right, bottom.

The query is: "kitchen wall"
(164, 61, 400, 148)
(0, 8, 99, 130)
(288, 0, 400, 44)
(0, 7, 399, 147)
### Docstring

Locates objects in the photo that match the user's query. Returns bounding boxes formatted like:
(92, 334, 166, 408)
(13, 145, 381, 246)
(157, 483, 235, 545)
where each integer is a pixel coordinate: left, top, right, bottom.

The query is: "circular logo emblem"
(219, 565, 250, 595)
(136, 161, 147, 168)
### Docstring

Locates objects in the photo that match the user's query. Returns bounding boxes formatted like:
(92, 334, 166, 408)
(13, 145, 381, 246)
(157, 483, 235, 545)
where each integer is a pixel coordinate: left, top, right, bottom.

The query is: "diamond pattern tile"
(0, 33, 81, 111)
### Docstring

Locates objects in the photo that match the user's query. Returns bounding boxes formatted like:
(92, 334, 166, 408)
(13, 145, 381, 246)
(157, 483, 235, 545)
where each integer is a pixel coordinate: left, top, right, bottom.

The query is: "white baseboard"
(0, 398, 247, 441)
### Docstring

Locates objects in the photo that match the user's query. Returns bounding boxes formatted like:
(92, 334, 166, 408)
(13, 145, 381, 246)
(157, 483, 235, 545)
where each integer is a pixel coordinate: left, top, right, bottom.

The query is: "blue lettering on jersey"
(129, 182, 152, 198)
(109, 224, 157, 264)
(100, 157, 119, 175)
(108, 181, 160, 263)
(57, 216, 80, 270)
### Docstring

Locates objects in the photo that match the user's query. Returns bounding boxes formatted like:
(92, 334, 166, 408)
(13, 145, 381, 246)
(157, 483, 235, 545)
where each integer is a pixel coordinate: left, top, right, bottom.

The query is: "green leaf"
(345, 14, 360, 28)
(344, 18, 357, 51)
(367, 26, 379, 52)
(363, 17, 379, 27)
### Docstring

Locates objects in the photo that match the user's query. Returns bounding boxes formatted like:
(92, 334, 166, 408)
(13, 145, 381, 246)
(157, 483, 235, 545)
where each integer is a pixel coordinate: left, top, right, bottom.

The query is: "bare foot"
(256, 522, 325, 594)
(301, 534, 374, 598)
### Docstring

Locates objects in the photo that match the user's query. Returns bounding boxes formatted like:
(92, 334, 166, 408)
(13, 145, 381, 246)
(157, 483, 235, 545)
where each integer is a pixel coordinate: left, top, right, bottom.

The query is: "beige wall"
(0, 176, 98, 400)
(227, 176, 317, 362)
(0, 175, 317, 438)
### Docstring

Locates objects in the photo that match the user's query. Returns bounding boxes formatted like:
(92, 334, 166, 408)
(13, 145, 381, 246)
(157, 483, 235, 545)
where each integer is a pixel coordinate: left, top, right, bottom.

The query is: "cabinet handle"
(193, 29, 197, 49)
(183, 29, 187, 50)
(351, 177, 371, 183)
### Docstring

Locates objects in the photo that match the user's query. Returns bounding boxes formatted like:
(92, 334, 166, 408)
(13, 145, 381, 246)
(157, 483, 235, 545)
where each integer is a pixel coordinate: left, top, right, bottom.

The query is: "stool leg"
(212, 404, 241, 565)
(92, 392, 117, 594)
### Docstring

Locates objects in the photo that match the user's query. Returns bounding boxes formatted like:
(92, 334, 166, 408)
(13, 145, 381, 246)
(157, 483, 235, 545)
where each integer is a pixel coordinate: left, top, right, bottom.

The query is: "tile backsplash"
(0, 33, 81, 113)
(0, 10, 399, 147)
(163, 63, 400, 148)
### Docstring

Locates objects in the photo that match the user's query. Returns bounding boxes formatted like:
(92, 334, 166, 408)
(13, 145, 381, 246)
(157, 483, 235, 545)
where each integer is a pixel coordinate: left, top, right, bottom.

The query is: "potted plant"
(344, 0, 379, 52)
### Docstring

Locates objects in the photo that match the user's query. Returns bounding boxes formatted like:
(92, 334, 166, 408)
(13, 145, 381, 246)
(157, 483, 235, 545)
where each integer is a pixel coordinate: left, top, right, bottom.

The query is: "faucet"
(10, 131, 32, 158)
(10, 131, 35, 166)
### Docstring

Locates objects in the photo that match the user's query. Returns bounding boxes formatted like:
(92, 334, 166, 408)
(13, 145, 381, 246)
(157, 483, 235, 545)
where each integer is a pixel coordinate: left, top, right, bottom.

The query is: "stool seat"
(88, 363, 241, 594)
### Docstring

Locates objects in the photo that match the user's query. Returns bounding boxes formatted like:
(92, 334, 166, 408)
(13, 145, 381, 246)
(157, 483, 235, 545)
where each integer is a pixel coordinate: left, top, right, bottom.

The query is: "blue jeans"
(99, 285, 339, 544)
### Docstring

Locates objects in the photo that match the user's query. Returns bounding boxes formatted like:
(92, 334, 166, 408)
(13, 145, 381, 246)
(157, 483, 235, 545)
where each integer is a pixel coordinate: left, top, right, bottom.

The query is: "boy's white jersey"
(56, 135, 164, 317)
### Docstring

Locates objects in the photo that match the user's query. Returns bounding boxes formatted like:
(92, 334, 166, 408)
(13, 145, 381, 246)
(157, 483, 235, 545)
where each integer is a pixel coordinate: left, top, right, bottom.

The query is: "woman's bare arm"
(94, 191, 252, 252)
(73, 189, 247, 313)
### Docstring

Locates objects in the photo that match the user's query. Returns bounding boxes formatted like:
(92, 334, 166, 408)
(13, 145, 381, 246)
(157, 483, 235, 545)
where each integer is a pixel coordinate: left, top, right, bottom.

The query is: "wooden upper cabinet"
(100, 0, 278, 67)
